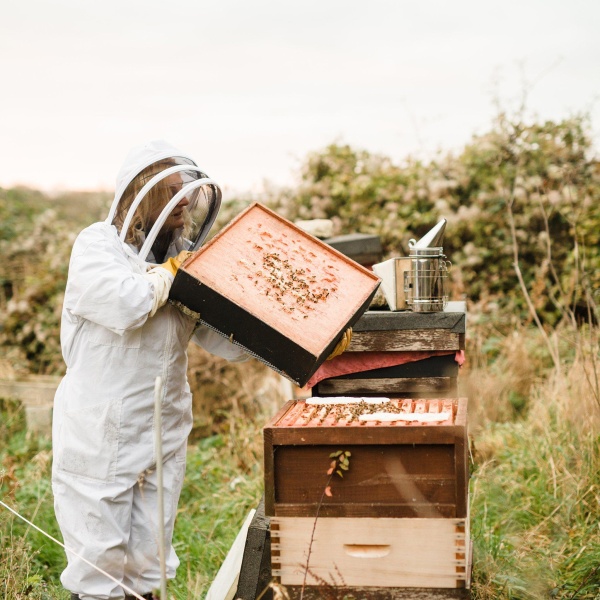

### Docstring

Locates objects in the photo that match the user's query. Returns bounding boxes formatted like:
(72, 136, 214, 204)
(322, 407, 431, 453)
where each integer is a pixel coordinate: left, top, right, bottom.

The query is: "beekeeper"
(52, 140, 247, 600)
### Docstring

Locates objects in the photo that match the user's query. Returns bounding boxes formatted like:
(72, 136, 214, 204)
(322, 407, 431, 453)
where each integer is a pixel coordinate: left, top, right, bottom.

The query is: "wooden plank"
(205, 509, 256, 600)
(271, 517, 468, 588)
(263, 428, 276, 516)
(454, 393, 468, 428)
(454, 399, 469, 518)
(284, 586, 470, 599)
(267, 424, 462, 446)
(235, 498, 273, 600)
(273, 444, 457, 510)
(273, 502, 458, 519)
(312, 384, 458, 399)
(354, 310, 466, 333)
(263, 400, 296, 428)
(348, 330, 464, 352)
(333, 355, 459, 379)
(315, 377, 458, 396)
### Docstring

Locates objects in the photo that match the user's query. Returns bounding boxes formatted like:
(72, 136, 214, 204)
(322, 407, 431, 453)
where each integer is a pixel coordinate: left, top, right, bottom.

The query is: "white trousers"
(53, 446, 186, 600)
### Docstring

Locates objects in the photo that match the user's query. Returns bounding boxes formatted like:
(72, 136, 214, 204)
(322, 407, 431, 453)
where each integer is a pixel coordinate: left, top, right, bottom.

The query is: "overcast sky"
(1, 1, 598, 197)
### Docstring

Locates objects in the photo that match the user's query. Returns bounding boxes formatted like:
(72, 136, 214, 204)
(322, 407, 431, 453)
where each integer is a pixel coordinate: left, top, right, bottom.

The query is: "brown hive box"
(263, 397, 469, 519)
(169, 203, 380, 387)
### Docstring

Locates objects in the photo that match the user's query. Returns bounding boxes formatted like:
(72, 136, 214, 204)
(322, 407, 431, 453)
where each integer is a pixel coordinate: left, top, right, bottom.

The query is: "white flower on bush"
(6, 299, 29, 314)
(547, 190, 562, 206)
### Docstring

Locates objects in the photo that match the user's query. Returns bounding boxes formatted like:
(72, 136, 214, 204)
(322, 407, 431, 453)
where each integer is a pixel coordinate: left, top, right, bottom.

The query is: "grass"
(464, 323, 600, 599)
(1, 324, 600, 599)
(0, 399, 65, 599)
(170, 433, 264, 598)
(470, 422, 600, 598)
(0, 404, 265, 600)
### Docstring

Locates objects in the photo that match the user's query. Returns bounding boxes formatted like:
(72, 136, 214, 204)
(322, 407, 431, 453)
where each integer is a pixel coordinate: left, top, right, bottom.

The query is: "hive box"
(312, 308, 466, 397)
(348, 310, 466, 352)
(264, 397, 469, 519)
(271, 515, 471, 589)
(313, 354, 460, 398)
(169, 203, 380, 387)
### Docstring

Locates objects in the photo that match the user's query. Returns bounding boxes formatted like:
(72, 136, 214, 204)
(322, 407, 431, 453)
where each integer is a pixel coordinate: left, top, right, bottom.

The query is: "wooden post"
(235, 497, 273, 600)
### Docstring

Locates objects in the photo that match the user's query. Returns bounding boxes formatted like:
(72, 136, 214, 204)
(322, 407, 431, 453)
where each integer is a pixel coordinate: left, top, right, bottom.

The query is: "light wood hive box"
(169, 203, 380, 387)
(270, 515, 471, 589)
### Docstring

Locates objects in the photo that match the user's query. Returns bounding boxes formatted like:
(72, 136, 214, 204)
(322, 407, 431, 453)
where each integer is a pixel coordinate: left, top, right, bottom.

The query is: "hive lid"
(170, 203, 380, 386)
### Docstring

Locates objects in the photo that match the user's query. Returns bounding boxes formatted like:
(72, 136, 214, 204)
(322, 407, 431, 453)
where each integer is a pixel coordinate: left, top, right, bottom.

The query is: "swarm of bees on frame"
(302, 400, 405, 424)
(235, 226, 340, 317)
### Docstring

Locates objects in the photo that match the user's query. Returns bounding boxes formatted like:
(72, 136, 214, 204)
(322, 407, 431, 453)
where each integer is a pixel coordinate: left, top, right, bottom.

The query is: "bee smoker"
(404, 220, 450, 313)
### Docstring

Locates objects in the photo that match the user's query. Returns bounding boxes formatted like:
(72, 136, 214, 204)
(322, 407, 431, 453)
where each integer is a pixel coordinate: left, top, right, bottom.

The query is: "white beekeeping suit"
(52, 140, 246, 600)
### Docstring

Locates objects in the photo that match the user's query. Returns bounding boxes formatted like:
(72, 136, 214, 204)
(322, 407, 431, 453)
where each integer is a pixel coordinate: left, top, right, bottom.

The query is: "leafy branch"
(300, 450, 351, 600)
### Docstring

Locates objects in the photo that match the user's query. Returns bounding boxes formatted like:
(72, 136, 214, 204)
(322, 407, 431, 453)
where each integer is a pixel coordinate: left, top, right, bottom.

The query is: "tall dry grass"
(463, 319, 600, 599)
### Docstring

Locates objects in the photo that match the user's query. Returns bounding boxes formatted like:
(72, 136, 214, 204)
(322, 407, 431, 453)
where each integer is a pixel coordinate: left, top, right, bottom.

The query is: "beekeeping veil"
(106, 140, 222, 262)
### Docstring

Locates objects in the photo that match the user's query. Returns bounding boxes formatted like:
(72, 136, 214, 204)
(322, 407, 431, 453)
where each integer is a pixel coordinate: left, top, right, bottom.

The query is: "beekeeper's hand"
(160, 250, 194, 277)
(327, 328, 352, 361)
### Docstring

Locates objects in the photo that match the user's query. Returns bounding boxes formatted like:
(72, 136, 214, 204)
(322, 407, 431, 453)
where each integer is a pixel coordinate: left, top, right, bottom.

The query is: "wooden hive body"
(264, 397, 469, 519)
(271, 516, 470, 589)
(169, 203, 380, 387)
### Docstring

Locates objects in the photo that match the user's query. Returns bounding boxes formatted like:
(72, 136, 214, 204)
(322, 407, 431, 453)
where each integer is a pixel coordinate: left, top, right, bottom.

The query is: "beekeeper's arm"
(191, 324, 249, 363)
(66, 226, 180, 333)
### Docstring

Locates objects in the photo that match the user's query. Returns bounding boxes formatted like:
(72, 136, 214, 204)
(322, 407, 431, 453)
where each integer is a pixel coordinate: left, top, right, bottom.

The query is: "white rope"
(0, 499, 146, 600)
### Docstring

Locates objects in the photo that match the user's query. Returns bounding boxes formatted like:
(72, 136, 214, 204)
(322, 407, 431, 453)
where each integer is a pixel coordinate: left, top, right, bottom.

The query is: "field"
(1, 319, 599, 599)
(1, 112, 599, 598)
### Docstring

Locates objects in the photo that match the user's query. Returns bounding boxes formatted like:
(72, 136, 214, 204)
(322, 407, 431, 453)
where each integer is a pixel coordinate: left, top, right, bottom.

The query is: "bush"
(265, 114, 600, 326)
(0, 188, 110, 375)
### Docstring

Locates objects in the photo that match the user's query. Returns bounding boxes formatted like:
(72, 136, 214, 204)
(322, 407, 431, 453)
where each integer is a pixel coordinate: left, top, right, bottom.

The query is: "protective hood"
(106, 140, 222, 262)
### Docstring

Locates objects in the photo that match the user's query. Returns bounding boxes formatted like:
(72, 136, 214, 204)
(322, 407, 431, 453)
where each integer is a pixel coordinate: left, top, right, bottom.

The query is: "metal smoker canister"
(404, 243, 450, 312)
